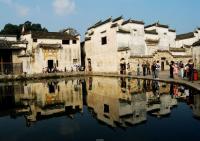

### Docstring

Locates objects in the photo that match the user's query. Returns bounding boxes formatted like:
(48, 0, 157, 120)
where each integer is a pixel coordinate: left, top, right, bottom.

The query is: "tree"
(61, 28, 79, 36)
(0, 21, 48, 39)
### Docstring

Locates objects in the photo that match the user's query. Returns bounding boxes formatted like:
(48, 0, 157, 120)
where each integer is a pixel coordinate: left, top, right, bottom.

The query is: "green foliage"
(0, 21, 48, 39)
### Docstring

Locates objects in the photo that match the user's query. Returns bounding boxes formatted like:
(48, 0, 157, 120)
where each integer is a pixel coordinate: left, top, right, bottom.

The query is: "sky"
(0, 0, 200, 40)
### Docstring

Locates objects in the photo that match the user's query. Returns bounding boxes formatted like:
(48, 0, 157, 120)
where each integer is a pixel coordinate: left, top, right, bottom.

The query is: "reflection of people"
(88, 77, 93, 90)
(143, 80, 147, 92)
(152, 80, 160, 96)
(121, 78, 126, 93)
(137, 79, 141, 90)
(170, 83, 174, 96)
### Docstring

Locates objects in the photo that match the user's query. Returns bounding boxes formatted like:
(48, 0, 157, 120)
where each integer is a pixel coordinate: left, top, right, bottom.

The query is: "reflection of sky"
(0, 78, 200, 141)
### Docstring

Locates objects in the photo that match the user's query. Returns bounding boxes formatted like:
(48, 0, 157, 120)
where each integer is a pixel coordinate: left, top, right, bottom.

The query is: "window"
(104, 104, 109, 113)
(33, 38, 37, 42)
(62, 40, 70, 44)
(101, 36, 107, 45)
(73, 59, 78, 64)
(73, 40, 77, 44)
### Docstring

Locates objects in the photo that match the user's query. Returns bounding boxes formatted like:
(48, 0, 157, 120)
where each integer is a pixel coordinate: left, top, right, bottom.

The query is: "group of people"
(137, 60, 161, 79)
(169, 59, 195, 81)
(137, 59, 196, 81)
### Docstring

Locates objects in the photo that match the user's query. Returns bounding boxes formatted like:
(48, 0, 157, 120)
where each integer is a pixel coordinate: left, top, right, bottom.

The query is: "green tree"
(0, 21, 48, 39)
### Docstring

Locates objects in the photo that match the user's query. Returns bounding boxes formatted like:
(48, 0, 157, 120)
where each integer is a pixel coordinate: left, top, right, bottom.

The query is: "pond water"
(0, 77, 200, 141)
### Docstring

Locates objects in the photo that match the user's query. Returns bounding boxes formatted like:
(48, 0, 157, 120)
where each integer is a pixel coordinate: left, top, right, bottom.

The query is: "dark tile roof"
(145, 39, 159, 44)
(0, 34, 17, 37)
(176, 32, 195, 41)
(117, 47, 131, 52)
(31, 31, 78, 40)
(38, 43, 62, 49)
(169, 47, 185, 52)
(192, 40, 200, 47)
(145, 29, 158, 35)
(0, 40, 26, 50)
(111, 23, 119, 28)
(169, 29, 176, 32)
(145, 22, 169, 29)
(85, 37, 91, 41)
(87, 20, 102, 30)
(112, 16, 123, 23)
(122, 19, 144, 25)
(117, 28, 131, 34)
(198, 27, 200, 30)
(87, 18, 112, 30)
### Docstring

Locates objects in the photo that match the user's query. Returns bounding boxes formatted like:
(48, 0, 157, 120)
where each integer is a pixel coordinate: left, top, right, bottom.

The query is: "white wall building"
(0, 30, 81, 75)
(84, 16, 192, 74)
(20, 31, 81, 74)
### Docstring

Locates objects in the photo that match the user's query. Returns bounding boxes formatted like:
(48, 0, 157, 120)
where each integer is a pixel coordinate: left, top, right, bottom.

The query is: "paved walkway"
(0, 71, 200, 91)
(129, 71, 200, 91)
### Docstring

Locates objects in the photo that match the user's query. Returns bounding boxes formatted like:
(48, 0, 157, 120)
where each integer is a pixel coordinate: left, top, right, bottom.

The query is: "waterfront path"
(0, 71, 200, 91)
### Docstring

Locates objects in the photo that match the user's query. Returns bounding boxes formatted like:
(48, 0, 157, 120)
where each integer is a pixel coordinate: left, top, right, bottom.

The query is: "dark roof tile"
(31, 31, 78, 40)
(145, 22, 169, 29)
(176, 32, 195, 40)
(192, 40, 200, 47)
(112, 16, 123, 23)
(122, 19, 144, 25)
(145, 29, 158, 35)
(169, 29, 176, 32)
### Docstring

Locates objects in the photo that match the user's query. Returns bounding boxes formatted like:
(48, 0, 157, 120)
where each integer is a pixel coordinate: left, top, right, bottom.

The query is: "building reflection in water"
(0, 79, 83, 127)
(0, 77, 199, 128)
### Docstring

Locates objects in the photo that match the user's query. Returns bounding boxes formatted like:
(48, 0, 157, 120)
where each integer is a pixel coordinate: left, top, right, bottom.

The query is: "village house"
(20, 31, 81, 74)
(192, 39, 200, 69)
(0, 35, 28, 74)
(0, 30, 81, 75)
(83, 16, 192, 74)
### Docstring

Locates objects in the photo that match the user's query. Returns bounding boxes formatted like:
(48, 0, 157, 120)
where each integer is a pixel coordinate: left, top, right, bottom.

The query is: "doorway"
(161, 57, 166, 71)
(48, 60, 54, 72)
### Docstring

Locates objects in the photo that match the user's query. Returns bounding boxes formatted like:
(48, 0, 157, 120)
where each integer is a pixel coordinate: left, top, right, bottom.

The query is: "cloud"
(53, 0, 75, 16)
(0, 0, 29, 17)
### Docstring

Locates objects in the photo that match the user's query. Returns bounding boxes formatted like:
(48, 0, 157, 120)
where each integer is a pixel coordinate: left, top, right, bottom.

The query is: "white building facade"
(84, 16, 193, 74)
(0, 31, 81, 74)
(20, 31, 81, 74)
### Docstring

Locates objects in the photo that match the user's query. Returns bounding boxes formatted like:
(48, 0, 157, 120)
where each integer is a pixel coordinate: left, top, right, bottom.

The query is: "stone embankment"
(0, 72, 199, 91)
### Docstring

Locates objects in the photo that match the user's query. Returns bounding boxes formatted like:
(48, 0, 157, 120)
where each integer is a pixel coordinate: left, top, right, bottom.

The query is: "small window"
(62, 40, 70, 44)
(73, 40, 77, 44)
(33, 38, 37, 42)
(101, 37, 107, 45)
(73, 59, 78, 64)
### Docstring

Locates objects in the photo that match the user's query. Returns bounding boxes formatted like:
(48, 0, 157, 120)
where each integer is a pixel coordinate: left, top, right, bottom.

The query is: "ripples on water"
(0, 77, 200, 141)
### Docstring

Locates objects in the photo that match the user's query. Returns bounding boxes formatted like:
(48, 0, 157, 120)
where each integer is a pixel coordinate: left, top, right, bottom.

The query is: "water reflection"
(0, 77, 199, 129)
(0, 79, 83, 127)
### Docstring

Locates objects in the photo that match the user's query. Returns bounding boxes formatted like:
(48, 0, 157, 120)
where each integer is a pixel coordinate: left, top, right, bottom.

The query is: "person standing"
(188, 60, 194, 81)
(151, 61, 156, 78)
(146, 61, 151, 75)
(179, 61, 184, 78)
(142, 61, 147, 76)
(169, 61, 174, 78)
(137, 64, 140, 76)
(173, 62, 178, 79)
